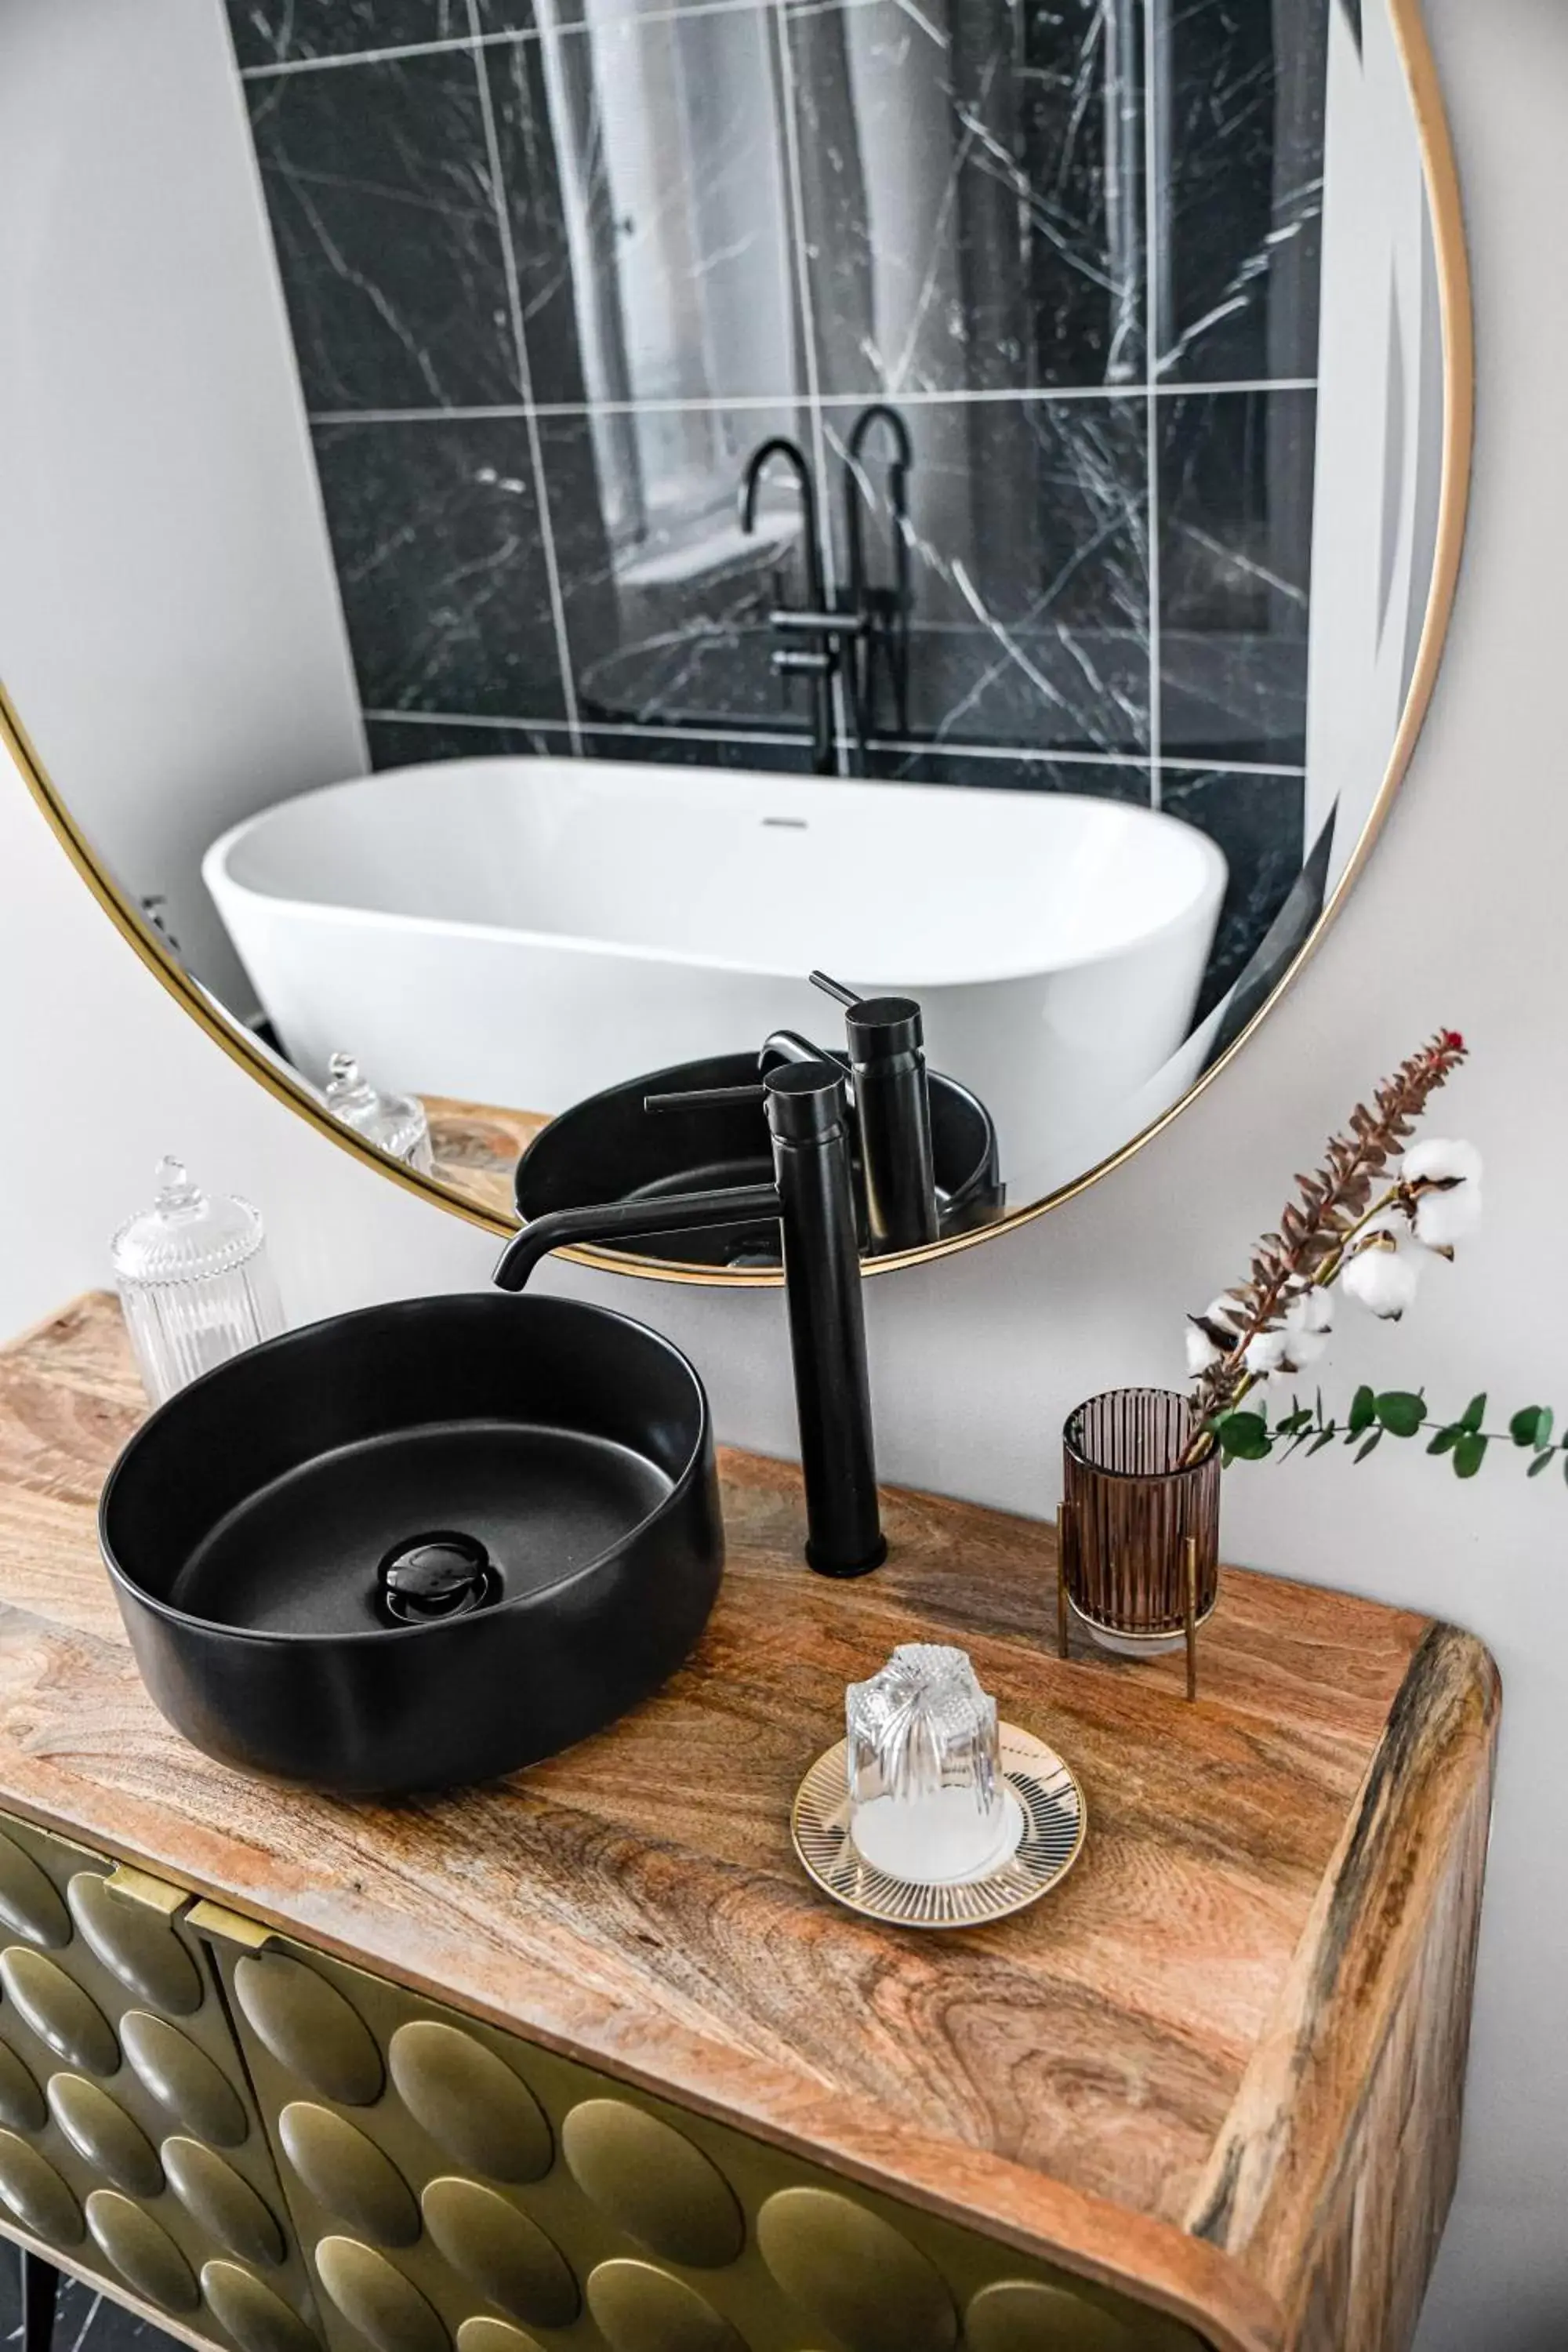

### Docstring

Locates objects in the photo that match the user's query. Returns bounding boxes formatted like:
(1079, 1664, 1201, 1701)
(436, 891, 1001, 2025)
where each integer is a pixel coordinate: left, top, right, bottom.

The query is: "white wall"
(0, 0, 364, 1010)
(0, 0, 1564, 2341)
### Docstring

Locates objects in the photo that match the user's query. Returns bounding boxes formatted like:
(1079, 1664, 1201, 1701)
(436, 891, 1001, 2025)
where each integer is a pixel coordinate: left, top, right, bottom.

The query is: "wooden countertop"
(421, 1095, 547, 1219)
(0, 1295, 1498, 2352)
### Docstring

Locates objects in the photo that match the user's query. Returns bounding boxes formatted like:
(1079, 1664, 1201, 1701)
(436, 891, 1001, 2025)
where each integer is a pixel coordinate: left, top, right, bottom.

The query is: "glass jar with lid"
(111, 1159, 285, 1406)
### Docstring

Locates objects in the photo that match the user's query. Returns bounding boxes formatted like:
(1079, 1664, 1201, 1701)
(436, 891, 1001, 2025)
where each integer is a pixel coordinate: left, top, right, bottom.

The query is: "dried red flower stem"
(1182, 1029, 1468, 1465)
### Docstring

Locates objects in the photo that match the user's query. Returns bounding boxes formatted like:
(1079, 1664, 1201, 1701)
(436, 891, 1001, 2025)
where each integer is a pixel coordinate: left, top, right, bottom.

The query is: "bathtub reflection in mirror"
(0, 0, 1466, 1270)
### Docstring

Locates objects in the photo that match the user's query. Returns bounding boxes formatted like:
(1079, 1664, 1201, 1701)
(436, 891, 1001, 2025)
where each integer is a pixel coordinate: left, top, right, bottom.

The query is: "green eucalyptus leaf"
(1308, 1428, 1338, 1455)
(1454, 1432, 1488, 1479)
(1276, 1407, 1314, 1437)
(1508, 1405, 1552, 1449)
(1460, 1392, 1487, 1433)
(1218, 1411, 1271, 1462)
(1355, 1430, 1383, 1463)
(1528, 1450, 1555, 1479)
(1428, 1426, 1461, 1457)
(1348, 1385, 1377, 1437)
(1374, 1391, 1425, 1439)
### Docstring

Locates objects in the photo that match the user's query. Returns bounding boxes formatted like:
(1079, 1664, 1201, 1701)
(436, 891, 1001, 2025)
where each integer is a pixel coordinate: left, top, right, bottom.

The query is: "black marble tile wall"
(1160, 765, 1306, 1014)
(229, 0, 1330, 1005)
(1156, 0, 1330, 383)
(1159, 386, 1316, 766)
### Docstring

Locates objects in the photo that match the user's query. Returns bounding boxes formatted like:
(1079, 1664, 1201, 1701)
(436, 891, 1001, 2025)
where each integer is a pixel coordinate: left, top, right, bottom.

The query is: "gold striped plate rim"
(789, 1723, 1087, 1929)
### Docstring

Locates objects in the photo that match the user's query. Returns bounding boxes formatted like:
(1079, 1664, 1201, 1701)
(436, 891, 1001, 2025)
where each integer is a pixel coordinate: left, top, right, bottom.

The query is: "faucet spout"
(494, 1183, 782, 1293)
(494, 1064, 885, 1577)
(738, 435, 826, 612)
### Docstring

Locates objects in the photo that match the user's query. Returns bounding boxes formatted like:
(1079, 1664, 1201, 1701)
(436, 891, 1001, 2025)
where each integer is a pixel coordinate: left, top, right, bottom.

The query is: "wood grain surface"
(421, 1095, 547, 1219)
(0, 1296, 1500, 2352)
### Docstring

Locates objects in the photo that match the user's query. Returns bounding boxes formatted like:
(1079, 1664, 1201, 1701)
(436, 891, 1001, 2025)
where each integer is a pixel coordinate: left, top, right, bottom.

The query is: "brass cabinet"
(0, 1811, 315, 2352)
(0, 1809, 1204, 2352)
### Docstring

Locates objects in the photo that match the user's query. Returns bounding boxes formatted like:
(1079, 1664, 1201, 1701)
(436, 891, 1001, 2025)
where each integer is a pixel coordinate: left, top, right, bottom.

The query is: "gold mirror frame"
(1, 0, 1471, 1289)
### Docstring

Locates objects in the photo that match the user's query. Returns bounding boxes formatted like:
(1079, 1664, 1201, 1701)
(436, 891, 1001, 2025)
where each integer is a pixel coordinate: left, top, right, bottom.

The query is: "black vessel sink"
(516, 1051, 1004, 1268)
(99, 1294, 722, 1796)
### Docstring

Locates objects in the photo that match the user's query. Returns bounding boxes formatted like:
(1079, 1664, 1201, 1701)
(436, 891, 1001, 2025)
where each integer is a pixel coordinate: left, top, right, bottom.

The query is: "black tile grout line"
(1143, 0, 1163, 802)
(306, 381, 1318, 426)
(464, 0, 582, 745)
(361, 710, 1308, 778)
(233, 0, 881, 81)
(768, 0, 851, 768)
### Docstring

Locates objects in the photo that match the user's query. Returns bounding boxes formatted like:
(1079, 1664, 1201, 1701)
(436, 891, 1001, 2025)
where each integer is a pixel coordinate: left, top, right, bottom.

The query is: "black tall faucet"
(494, 1058, 885, 1577)
(739, 437, 864, 775)
(844, 403, 914, 740)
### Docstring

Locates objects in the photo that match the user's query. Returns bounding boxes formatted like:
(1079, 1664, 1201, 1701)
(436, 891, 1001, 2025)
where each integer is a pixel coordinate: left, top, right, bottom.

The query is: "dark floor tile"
(227, 2, 476, 70)
(547, 405, 826, 731)
(0, 2246, 180, 2352)
(825, 395, 1150, 753)
(1160, 765, 1305, 1013)
(314, 419, 574, 717)
(866, 747, 1152, 797)
(1155, 0, 1329, 383)
(366, 717, 567, 764)
(247, 49, 518, 410)
(791, 0, 1145, 398)
(1158, 387, 1315, 766)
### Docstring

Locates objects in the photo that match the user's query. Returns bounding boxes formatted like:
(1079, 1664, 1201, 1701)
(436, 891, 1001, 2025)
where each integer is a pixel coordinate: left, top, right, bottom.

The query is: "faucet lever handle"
(644, 1083, 768, 1114)
(809, 969, 863, 1009)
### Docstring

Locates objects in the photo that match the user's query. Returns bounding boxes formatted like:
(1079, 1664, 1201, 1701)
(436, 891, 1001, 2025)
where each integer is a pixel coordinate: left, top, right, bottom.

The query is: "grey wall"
(0, 0, 1566, 2343)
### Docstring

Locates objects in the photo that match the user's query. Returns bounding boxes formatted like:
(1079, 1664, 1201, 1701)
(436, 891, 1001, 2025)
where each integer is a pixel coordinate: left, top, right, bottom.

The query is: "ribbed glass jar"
(1060, 1388, 1220, 1653)
(111, 1159, 285, 1406)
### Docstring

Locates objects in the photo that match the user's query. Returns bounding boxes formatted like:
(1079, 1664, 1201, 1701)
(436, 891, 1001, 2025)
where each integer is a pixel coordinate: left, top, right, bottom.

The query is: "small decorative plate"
(790, 1723, 1087, 1929)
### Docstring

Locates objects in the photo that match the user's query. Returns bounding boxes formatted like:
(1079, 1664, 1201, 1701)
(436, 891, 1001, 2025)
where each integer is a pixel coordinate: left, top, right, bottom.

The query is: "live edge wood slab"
(0, 1296, 1498, 2352)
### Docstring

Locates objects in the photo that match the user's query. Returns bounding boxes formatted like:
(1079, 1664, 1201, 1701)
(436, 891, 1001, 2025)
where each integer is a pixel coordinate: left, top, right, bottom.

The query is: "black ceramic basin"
(99, 1294, 722, 1796)
(516, 1051, 1005, 1267)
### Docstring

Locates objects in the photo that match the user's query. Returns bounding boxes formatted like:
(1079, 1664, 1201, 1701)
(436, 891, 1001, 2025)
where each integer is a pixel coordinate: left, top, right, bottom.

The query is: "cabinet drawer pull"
(102, 1864, 191, 1918)
(186, 1900, 281, 1953)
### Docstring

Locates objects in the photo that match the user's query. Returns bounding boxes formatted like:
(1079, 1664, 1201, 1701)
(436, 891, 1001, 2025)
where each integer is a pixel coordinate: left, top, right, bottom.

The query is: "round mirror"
(0, 0, 1468, 1280)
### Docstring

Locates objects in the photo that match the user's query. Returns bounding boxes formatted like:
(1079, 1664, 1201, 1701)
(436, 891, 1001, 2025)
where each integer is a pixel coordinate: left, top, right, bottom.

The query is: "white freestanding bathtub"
(205, 757, 1226, 1198)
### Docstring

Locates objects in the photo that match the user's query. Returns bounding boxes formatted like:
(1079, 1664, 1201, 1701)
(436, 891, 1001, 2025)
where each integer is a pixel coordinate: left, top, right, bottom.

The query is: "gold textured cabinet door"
(0, 1809, 322, 2352)
(209, 1926, 1210, 2352)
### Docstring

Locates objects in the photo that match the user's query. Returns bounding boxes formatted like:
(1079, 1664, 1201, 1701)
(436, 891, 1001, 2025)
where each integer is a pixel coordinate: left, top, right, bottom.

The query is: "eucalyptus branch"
(1209, 1391, 1567, 1487)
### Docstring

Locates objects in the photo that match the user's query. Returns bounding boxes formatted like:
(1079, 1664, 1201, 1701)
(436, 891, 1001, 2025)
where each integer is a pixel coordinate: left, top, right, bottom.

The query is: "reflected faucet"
(843, 403, 913, 740)
(739, 437, 864, 775)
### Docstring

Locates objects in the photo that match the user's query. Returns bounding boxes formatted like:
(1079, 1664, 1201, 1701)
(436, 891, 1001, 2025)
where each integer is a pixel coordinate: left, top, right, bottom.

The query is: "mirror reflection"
(1, 0, 1455, 1269)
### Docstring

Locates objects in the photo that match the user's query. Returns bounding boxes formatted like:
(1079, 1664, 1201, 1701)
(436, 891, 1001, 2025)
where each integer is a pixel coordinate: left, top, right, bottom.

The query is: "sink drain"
(376, 1531, 499, 1625)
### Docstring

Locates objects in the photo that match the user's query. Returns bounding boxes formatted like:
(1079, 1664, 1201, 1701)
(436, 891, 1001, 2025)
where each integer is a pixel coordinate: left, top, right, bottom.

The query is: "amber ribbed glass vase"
(1060, 1388, 1220, 1653)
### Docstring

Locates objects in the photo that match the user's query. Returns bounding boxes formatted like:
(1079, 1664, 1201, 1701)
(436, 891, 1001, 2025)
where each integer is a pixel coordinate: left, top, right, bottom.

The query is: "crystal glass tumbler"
(845, 1642, 1018, 1883)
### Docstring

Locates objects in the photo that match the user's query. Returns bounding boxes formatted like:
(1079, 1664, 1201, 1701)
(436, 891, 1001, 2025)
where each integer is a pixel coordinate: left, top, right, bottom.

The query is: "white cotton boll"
(1414, 1184, 1483, 1248)
(1285, 1288, 1334, 1339)
(1244, 1327, 1290, 1375)
(1186, 1323, 1224, 1376)
(1342, 1240, 1421, 1319)
(1402, 1138, 1483, 1188)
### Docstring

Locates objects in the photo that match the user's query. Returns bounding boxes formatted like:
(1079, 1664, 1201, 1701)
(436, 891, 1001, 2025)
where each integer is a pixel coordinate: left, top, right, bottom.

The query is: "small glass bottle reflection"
(111, 1159, 285, 1406)
(323, 1052, 434, 1173)
(845, 1642, 1020, 1883)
